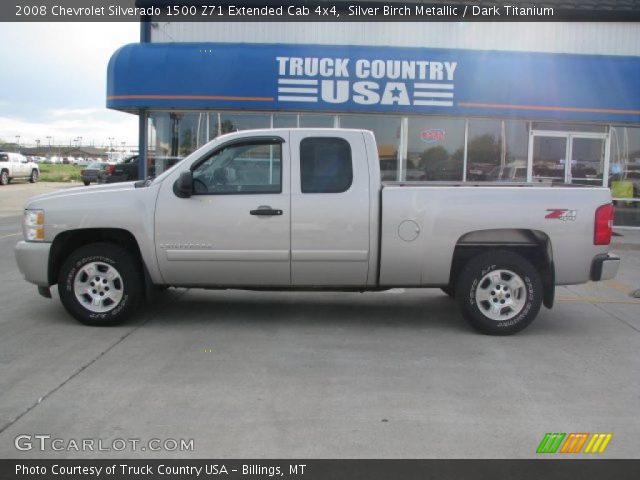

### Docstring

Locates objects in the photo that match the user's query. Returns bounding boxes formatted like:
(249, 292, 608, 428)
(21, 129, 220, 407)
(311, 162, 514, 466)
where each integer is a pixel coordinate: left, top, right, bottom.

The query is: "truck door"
(289, 131, 371, 286)
(154, 135, 291, 286)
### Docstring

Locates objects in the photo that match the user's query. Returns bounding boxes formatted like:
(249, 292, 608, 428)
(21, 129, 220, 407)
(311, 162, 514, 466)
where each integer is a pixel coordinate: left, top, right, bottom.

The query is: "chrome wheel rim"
(73, 261, 124, 313)
(475, 269, 526, 321)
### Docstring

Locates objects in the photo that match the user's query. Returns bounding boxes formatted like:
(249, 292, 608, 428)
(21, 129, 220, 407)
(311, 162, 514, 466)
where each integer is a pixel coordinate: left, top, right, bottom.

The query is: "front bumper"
(15, 240, 51, 287)
(590, 253, 620, 281)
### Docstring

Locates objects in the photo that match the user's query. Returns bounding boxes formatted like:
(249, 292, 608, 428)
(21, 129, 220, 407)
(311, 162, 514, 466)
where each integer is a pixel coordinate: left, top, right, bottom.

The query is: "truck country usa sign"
(106, 43, 640, 123)
(276, 57, 457, 107)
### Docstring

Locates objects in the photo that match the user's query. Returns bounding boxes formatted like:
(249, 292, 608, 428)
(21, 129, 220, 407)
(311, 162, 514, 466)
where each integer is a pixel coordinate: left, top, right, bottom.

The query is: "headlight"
(23, 209, 45, 241)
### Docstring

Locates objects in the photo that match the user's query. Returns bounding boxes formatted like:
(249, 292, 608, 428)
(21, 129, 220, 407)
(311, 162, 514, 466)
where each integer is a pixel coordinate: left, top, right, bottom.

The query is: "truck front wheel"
(455, 250, 542, 335)
(58, 242, 142, 326)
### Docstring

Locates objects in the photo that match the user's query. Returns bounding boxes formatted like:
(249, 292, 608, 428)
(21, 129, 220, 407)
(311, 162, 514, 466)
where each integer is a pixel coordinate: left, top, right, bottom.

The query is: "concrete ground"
(0, 182, 638, 459)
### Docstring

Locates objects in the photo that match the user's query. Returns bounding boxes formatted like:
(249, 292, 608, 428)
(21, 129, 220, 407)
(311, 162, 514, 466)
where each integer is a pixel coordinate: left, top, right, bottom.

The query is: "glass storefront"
(298, 114, 334, 128)
(219, 112, 271, 134)
(339, 115, 402, 181)
(406, 117, 466, 181)
(466, 119, 502, 181)
(502, 120, 530, 182)
(610, 126, 640, 227)
(146, 111, 640, 227)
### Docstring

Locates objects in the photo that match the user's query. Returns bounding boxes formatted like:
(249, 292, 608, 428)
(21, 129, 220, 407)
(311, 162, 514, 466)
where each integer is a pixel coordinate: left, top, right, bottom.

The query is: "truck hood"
(25, 182, 138, 209)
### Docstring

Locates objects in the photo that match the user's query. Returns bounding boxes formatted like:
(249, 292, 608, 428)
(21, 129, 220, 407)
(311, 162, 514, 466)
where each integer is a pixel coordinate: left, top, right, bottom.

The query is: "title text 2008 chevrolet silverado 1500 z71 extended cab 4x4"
(15, 129, 620, 335)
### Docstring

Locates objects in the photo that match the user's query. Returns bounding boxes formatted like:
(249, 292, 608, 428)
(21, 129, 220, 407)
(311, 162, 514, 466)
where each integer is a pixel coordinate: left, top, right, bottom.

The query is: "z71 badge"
(545, 209, 578, 221)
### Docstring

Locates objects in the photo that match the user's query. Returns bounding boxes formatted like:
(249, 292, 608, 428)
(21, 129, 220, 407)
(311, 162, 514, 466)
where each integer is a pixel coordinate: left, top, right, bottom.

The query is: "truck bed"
(378, 183, 613, 287)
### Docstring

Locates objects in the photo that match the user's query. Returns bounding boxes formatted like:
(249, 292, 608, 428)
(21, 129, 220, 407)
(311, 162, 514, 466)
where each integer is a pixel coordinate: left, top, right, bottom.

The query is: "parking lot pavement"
(0, 182, 77, 219)
(0, 183, 639, 459)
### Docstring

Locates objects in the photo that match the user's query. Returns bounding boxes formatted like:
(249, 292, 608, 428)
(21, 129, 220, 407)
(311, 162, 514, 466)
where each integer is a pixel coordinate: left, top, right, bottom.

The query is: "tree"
(217, 120, 236, 135)
(180, 129, 194, 157)
(418, 145, 448, 170)
(467, 134, 501, 165)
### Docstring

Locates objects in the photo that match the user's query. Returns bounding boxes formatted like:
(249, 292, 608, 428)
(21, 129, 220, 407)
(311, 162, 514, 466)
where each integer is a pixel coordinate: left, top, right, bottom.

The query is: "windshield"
(87, 162, 103, 169)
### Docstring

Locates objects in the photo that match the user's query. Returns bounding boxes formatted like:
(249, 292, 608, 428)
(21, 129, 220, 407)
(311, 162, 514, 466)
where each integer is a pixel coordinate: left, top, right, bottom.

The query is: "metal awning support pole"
(138, 109, 148, 180)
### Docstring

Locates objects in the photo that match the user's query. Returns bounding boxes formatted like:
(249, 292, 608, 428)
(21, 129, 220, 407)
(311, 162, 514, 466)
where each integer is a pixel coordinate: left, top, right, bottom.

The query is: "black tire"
(0, 170, 8, 185)
(440, 286, 455, 298)
(83, 180, 90, 186)
(58, 242, 142, 326)
(455, 250, 542, 335)
(29, 169, 38, 183)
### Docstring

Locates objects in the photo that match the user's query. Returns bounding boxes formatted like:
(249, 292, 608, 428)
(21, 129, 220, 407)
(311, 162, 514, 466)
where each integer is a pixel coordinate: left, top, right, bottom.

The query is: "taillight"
(594, 203, 614, 245)
(80, 169, 86, 176)
(106, 164, 116, 175)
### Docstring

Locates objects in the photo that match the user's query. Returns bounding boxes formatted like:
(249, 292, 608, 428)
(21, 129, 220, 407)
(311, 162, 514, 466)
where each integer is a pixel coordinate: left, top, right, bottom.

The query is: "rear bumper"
(590, 253, 620, 281)
(15, 241, 51, 287)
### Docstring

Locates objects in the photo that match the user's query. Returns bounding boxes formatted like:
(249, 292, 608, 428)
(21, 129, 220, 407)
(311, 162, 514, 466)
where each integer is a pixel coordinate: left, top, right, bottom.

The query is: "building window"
(300, 137, 352, 193)
(339, 115, 402, 181)
(532, 122, 607, 133)
(218, 112, 271, 134)
(610, 126, 640, 227)
(466, 119, 502, 181)
(406, 117, 465, 181)
(502, 120, 529, 182)
(299, 114, 335, 128)
(148, 111, 214, 160)
(273, 113, 298, 128)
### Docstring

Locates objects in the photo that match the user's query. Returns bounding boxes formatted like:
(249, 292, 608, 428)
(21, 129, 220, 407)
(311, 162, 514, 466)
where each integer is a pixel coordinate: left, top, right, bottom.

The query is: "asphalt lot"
(0, 182, 639, 459)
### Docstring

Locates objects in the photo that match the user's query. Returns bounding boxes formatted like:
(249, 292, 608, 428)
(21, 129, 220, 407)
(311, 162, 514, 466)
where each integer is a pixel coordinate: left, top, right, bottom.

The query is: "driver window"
(192, 142, 282, 194)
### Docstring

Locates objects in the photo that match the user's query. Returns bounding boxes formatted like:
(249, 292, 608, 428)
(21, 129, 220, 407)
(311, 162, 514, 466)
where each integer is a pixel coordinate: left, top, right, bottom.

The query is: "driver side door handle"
(250, 206, 283, 216)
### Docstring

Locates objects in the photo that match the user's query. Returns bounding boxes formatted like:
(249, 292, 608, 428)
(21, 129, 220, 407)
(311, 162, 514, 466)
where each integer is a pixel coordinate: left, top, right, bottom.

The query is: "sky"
(0, 22, 140, 148)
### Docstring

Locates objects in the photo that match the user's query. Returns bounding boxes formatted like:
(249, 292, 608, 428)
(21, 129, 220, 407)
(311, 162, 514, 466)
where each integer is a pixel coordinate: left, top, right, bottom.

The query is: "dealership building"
(107, 1, 640, 227)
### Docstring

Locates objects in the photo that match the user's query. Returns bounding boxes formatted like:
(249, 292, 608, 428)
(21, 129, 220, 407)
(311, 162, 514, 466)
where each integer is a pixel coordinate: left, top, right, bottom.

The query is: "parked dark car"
(80, 162, 112, 186)
(102, 155, 183, 183)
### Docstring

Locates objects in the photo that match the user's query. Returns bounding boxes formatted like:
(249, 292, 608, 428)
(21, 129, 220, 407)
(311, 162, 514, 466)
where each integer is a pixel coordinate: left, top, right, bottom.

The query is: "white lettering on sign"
(276, 56, 457, 107)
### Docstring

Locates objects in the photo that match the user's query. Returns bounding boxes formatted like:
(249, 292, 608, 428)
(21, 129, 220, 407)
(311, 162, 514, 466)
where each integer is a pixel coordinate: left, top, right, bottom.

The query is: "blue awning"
(107, 42, 640, 123)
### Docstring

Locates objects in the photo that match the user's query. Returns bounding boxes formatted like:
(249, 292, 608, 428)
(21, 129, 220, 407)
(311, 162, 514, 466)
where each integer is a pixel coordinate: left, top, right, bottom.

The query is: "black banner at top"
(3, 459, 640, 480)
(2, 0, 640, 22)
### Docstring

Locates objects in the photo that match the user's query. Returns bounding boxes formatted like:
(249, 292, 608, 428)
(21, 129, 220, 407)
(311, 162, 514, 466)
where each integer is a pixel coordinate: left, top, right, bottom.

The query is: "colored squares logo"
(537, 433, 612, 454)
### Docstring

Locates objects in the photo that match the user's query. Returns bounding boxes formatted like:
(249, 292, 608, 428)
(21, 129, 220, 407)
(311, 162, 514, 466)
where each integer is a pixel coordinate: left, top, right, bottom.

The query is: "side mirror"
(173, 171, 193, 198)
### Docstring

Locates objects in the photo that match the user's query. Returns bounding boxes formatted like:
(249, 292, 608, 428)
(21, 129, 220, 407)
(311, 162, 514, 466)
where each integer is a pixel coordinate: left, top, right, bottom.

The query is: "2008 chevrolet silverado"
(15, 129, 620, 334)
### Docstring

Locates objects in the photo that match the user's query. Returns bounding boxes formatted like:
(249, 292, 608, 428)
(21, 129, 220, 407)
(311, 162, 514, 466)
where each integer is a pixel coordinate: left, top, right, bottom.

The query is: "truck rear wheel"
(30, 169, 38, 183)
(455, 250, 542, 335)
(58, 242, 142, 326)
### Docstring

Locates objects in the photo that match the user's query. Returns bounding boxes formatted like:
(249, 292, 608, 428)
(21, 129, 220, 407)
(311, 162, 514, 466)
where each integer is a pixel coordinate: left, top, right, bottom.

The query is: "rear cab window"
(300, 137, 353, 193)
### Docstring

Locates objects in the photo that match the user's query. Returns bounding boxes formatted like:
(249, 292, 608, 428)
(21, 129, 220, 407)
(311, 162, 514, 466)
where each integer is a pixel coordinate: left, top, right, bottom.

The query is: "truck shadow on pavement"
(144, 289, 483, 333)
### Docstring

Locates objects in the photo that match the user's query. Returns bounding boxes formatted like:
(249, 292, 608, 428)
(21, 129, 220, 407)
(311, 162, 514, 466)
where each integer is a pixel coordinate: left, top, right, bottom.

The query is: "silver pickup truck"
(15, 129, 619, 335)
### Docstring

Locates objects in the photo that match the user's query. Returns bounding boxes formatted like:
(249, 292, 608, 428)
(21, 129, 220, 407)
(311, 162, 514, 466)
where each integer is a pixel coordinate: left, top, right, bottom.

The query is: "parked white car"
(0, 152, 39, 185)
